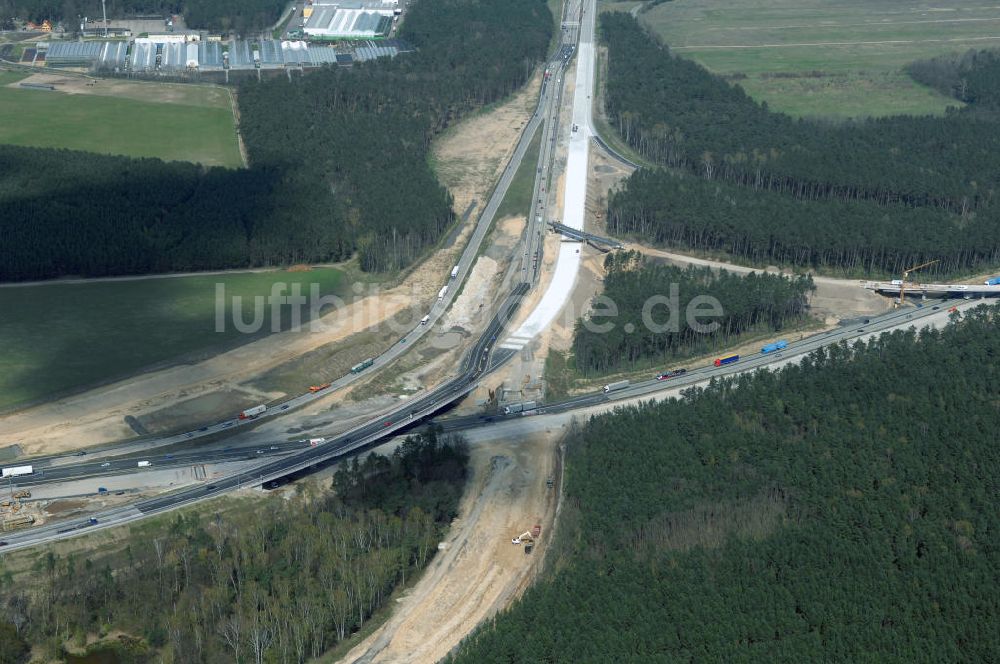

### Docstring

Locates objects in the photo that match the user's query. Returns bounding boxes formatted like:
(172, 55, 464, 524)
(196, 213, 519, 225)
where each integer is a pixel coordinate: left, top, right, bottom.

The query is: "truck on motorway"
(714, 354, 739, 367)
(351, 358, 374, 374)
(239, 404, 267, 420)
(985, 276, 1000, 286)
(503, 400, 537, 415)
(450, 265, 459, 279)
(603, 380, 629, 394)
(0, 466, 33, 478)
(309, 383, 331, 393)
(420, 314, 430, 325)
(137, 461, 151, 468)
(309, 438, 326, 446)
(761, 340, 788, 354)
(438, 285, 449, 300)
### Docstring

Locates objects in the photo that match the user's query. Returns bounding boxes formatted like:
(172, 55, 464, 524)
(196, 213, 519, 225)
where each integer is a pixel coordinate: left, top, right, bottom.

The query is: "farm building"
(45, 41, 127, 69)
(304, 1, 394, 40)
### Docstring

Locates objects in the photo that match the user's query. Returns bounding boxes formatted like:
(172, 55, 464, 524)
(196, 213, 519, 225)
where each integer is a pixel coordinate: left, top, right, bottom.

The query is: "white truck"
(239, 404, 267, 420)
(0, 465, 33, 478)
(437, 285, 449, 300)
(308, 438, 326, 447)
(137, 461, 151, 468)
(503, 401, 537, 415)
(603, 380, 630, 394)
(420, 315, 430, 325)
(450, 265, 459, 279)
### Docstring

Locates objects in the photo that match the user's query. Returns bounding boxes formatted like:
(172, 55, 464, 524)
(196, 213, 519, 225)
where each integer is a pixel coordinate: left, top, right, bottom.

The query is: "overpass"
(547, 220, 623, 250)
(864, 281, 1000, 298)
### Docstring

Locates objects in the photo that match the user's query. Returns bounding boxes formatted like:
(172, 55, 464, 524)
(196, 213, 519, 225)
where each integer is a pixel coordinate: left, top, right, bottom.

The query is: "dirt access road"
(339, 428, 562, 664)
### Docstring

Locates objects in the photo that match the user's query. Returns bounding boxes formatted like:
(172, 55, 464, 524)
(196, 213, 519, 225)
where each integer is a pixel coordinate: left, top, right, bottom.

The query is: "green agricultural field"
(0, 268, 345, 411)
(0, 72, 242, 167)
(642, 0, 1000, 119)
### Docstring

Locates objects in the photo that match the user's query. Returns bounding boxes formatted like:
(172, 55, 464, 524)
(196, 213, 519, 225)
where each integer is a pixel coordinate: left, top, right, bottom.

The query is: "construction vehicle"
(511, 531, 534, 545)
(512, 524, 542, 544)
(12, 490, 29, 500)
(897, 260, 939, 306)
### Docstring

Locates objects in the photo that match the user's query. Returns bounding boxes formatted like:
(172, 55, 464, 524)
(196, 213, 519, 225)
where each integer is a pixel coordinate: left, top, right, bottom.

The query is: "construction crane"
(898, 259, 940, 306)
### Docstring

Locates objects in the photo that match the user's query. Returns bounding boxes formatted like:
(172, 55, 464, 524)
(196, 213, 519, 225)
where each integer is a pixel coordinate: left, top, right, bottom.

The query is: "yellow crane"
(898, 259, 940, 306)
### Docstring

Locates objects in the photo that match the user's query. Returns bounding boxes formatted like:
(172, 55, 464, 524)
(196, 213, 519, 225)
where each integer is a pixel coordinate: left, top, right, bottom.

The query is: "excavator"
(511, 531, 534, 545)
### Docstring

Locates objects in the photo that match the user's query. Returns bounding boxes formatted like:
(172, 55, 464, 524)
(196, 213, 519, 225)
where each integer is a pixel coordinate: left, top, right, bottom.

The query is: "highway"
(0, 283, 528, 549)
(32, 18, 576, 472)
(1, 0, 966, 551)
(0, 297, 964, 550)
(864, 281, 1000, 297)
(1, 4, 590, 548)
(519, 0, 579, 284)
(503, 0, 595, 352)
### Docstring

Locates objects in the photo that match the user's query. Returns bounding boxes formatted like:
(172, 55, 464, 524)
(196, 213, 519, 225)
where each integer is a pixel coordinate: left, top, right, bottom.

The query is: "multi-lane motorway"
(0, 0, 969, 551)
(34, 15, 580, 473)
(0, 297, 965, 549)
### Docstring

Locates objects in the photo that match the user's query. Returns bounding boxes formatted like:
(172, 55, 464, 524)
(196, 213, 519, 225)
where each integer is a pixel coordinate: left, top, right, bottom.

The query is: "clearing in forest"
(0, 71, 242, 167)
(642, 0, 1000, 118)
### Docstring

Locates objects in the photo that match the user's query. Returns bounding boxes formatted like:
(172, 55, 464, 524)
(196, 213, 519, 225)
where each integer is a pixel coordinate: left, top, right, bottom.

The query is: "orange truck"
(309, 383, 331, 393)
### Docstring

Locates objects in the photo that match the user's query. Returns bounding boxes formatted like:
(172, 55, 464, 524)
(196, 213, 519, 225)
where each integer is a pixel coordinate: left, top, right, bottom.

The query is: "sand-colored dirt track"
(340, 430, 562, 664)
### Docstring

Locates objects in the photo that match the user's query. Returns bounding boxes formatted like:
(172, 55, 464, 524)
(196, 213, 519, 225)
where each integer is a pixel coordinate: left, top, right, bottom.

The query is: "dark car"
(199, 427, 208, 432)
(281, 405, 289, 410)
(656, 368, 687, 381)
(206, 485, 217, 491)
(0, 541, 8, 547)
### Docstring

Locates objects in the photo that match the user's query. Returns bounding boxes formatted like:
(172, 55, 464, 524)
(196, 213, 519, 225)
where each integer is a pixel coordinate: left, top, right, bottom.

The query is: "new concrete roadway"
(502, 0, 596, 353)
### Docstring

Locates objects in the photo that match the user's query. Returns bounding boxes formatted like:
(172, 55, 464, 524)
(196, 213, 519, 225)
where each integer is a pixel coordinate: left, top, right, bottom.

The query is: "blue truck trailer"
(761, 340, 788, 354)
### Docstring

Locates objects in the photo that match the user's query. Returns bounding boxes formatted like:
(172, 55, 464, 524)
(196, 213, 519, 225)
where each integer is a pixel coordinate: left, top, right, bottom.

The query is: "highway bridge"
(864, 281, 1000, 298)
(547, 220, 623, 250)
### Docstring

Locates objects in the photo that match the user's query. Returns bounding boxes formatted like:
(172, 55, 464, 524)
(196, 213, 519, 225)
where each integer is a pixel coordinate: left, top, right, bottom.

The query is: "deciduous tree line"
(0, 432, 469, 663)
